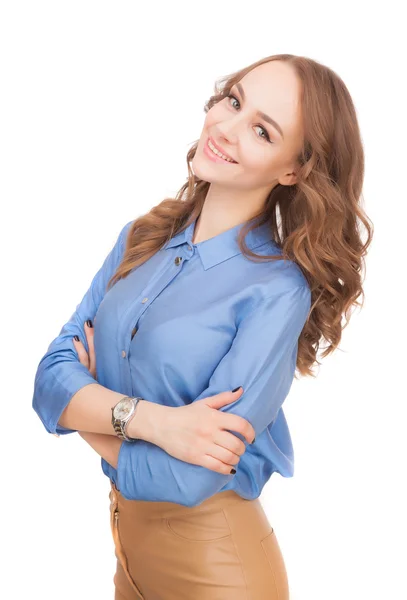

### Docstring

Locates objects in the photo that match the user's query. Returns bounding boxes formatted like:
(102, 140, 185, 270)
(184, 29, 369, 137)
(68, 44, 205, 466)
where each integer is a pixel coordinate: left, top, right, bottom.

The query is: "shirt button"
(175, 256, 182, 266)
(121, 350, 126, 358)
(141, 297, 148, 303)
(131, 326, 138, 339)
(187, 245, 192, 251)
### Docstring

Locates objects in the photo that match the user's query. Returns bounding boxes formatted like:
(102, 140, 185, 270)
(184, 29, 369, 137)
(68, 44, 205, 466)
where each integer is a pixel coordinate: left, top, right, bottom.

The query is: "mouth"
(203, 136, 238, 164)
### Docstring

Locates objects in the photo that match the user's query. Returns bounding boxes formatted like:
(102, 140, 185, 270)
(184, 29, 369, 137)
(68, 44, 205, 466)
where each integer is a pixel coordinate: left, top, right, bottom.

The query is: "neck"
(192, 183, 273, 244)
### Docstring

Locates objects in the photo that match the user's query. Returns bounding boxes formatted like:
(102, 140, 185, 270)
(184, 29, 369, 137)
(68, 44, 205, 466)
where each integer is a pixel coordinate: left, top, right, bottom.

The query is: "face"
(192, 60, 304, 195)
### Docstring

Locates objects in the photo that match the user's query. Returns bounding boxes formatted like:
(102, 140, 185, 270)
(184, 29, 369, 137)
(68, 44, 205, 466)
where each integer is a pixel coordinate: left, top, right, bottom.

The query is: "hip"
(109, 480, 289, 599)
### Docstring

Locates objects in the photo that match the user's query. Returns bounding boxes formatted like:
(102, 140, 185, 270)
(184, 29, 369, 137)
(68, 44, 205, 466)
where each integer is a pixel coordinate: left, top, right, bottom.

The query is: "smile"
(204, 137, 238, 164)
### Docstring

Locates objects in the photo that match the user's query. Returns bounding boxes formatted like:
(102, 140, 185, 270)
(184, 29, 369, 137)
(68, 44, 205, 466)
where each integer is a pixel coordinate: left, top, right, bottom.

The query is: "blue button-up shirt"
(32, 216, 311, 507)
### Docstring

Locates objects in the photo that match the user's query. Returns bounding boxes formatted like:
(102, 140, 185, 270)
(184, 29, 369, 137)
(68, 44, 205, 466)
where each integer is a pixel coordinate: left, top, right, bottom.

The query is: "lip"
(204, 136, 238, 164)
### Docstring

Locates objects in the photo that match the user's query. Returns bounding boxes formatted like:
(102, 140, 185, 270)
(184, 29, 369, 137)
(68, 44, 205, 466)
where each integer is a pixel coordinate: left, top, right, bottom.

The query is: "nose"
(212, 126, 238, 159)
(215, 109, 246, 149)
(216, 122, 238, 143)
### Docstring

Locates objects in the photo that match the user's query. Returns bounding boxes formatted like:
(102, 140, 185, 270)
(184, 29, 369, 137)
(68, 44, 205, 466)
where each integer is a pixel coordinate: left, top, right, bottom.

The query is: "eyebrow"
(235, 82, 284, 140)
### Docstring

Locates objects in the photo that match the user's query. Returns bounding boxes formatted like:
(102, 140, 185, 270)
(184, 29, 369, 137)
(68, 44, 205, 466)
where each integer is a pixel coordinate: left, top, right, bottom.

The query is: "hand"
(72, 319, 97, 380)
(154, 389, 255, 475)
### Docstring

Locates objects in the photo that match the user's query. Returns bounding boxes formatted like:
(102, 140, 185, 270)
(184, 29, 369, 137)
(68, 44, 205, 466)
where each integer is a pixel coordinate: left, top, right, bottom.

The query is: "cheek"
(240, 145, 271, 172)
(237, 148, 283, 187)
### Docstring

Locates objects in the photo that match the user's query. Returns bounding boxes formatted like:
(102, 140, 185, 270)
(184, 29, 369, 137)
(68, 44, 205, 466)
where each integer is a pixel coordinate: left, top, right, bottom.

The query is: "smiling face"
(192, 60, 305, 194)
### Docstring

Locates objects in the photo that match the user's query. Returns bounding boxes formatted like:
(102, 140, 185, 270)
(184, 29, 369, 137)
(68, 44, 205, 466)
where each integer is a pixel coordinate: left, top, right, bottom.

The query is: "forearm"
(58, 382, 162, 442)
(79, 431, 123, 470)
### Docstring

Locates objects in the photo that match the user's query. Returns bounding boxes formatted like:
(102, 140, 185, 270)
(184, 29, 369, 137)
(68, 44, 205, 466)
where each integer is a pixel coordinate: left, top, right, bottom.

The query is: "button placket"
(118, 250, 190, 393)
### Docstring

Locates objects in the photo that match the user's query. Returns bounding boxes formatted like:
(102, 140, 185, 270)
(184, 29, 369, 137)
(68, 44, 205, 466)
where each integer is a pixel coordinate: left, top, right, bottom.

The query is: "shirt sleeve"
(116, 283, 311, 506)
(32, 219, 134, 436)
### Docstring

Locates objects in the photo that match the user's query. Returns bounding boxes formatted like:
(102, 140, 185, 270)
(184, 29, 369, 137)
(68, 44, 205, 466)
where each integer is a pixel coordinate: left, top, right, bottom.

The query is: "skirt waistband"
(109, 479, 252, 519)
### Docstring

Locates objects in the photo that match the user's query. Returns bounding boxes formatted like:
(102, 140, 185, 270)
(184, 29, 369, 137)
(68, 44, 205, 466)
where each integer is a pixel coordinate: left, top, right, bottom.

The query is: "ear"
(278, 169, 298, 186)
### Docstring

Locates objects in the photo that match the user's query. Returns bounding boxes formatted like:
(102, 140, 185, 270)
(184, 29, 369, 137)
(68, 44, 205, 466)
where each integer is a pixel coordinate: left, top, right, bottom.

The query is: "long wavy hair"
(107, 53, 373, 378)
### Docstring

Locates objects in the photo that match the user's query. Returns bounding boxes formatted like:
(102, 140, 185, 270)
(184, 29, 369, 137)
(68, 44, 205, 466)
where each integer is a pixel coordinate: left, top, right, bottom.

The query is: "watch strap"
(111, 396, 141, 442)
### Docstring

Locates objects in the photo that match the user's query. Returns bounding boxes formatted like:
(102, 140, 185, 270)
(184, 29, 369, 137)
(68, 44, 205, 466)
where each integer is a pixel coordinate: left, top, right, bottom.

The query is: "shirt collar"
(163, 217, 277, 270)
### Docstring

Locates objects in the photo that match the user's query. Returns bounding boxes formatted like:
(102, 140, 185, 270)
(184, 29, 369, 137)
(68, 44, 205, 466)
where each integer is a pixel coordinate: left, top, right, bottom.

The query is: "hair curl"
(107, 53, 373, 378)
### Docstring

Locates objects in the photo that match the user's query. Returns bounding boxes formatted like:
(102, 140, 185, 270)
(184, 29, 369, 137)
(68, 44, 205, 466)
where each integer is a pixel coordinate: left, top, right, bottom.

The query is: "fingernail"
(232, 386, 242, 393)
(73, 335, 80, 341)
(230, 468, 236, 474)
(86, 319, 93, 328)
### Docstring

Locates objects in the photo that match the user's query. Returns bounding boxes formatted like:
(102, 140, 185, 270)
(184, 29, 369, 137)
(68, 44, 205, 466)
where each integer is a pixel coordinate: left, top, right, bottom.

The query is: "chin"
(190, 155, 216, 183)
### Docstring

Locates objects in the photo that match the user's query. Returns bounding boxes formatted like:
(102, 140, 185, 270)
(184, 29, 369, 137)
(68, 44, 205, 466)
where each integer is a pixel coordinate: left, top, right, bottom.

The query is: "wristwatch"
(111, 396, 143, 442)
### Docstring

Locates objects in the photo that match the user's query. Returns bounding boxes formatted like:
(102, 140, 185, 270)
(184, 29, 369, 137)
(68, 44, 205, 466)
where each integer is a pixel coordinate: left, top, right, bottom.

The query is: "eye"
(227, 93, 240, 110)
(226, 94, 273, 143)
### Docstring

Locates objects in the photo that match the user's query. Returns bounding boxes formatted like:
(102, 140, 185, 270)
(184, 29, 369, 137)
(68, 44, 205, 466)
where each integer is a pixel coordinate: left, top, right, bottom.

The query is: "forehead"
(237, 61, 303, 143)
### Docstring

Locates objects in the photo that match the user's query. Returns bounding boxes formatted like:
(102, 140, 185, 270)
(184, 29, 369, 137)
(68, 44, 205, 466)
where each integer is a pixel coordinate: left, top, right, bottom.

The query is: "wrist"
(127, 399, 167, 445)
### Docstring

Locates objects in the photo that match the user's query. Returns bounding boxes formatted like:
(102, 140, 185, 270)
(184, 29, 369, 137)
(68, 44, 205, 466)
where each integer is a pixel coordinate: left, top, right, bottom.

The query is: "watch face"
(114, 398, 133, 420)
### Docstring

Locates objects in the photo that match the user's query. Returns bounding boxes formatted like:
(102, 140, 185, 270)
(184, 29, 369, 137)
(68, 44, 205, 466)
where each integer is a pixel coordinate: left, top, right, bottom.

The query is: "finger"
(214, 429, 247, 457)
(201, 453, 238, 475)
(72, 336, 90, 369)
(205, 437, 242, 468)
(84, 320, 96, 376)
(220, 412, 256, 445)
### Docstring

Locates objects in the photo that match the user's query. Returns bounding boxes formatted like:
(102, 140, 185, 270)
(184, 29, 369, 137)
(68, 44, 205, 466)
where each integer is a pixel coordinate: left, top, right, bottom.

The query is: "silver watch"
(111, 396, 142, 442)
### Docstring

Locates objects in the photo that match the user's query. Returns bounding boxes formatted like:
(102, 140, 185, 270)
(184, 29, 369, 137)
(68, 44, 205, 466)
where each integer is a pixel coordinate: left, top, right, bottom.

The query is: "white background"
(1, 1, 406, 599)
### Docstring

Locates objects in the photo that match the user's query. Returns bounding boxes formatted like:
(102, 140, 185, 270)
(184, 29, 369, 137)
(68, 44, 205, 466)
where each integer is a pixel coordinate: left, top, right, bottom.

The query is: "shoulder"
(117, 219, 136, 247)
(122, 219, 136, 235)
(251, 240, 310, 297)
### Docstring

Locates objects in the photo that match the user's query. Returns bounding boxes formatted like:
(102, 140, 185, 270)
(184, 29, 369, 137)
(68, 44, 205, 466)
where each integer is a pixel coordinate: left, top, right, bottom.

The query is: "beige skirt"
(109, 479, 289, 599)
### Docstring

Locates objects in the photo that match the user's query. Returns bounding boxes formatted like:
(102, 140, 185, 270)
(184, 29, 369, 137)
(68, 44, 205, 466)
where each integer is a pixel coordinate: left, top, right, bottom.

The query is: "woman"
(32, 53, 373, 599)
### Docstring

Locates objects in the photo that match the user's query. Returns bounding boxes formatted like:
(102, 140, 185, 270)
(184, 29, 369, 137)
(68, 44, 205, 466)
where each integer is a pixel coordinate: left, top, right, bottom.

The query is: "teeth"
(208, 139, 235, 162)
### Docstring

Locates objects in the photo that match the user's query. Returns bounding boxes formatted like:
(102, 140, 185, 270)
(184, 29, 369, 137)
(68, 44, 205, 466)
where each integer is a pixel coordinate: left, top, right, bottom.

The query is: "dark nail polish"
(86, 319, 93, 328)
(73, 335, 80, 341)
(232, 386, 242, 393)
(230, 468, 236, 474)
(251, 437, 256, 444)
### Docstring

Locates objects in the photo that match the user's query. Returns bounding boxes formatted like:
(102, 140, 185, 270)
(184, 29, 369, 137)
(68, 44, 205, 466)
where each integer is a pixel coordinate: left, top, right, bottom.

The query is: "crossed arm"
(52, 292, 164, 469)
(32, 217, 311, 504)
(58, 323, 162, 469)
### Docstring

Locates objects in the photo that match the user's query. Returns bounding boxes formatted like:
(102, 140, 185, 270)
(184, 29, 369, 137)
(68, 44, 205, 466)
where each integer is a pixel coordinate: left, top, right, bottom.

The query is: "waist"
(109, 479, 252, 520)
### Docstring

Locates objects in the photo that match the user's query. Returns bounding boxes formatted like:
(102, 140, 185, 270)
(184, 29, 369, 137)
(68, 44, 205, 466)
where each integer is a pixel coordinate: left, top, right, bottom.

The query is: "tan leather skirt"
(109, 480, 289, 599)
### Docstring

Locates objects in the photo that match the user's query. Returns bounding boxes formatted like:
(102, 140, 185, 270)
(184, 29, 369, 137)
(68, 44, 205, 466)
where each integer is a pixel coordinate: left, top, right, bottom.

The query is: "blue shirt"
(32, 216, 311, 507)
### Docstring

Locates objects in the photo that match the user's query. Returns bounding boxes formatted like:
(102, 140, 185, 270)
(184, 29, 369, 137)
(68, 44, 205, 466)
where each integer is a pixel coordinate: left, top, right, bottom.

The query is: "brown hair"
(107, 53, 373, 378)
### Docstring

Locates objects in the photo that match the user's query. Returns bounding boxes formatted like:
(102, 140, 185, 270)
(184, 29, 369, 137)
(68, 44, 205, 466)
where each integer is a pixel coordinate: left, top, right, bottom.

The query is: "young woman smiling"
(33, 53, 373, 599)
